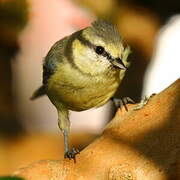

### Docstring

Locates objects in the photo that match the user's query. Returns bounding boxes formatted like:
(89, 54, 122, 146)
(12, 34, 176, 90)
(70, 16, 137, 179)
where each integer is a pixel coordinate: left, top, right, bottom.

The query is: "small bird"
(31, 19, 131, 160)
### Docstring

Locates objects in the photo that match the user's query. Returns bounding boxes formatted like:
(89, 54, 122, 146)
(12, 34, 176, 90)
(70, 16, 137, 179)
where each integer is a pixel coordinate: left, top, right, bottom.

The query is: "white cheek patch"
(74, 46, 112, 75)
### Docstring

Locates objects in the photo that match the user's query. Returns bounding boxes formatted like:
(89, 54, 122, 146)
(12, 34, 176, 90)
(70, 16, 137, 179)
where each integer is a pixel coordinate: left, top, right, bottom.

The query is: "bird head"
(71, 19, 131, 76)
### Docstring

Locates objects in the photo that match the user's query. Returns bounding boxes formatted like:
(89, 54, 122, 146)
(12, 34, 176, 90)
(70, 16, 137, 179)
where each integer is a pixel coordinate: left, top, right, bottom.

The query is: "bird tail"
(30, 85, 46, 100)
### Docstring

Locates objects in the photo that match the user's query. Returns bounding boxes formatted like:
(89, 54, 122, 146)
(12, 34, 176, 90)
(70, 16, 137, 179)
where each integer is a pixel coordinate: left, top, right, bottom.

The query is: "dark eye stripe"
(77, 32, 119, 64)
(102, 51, 112, 60)
(76, 32, 94, 49)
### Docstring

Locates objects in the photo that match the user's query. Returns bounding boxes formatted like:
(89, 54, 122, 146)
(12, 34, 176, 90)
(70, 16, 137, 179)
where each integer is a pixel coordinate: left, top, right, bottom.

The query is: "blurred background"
(0, 0, 179, 175)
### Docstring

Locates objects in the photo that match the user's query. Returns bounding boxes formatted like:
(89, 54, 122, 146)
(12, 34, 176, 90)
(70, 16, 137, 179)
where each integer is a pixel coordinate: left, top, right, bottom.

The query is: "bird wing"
(43, 36, 68, 85)
(31, 36, 68, 100)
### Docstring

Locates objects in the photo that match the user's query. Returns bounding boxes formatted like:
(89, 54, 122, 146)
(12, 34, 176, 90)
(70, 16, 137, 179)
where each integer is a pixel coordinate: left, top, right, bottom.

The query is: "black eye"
(95, 46, 104, 55)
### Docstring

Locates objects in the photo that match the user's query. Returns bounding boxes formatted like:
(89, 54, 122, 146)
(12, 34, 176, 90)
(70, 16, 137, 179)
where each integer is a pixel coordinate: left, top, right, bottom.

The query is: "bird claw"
(111, 97, 135, 111)
(133, 93, 156, 110)
(64, 147, 80, 163)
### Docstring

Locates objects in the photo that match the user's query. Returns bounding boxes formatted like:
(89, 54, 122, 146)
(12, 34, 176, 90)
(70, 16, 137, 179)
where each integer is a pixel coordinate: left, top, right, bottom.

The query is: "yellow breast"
(46, 62, 121, 111)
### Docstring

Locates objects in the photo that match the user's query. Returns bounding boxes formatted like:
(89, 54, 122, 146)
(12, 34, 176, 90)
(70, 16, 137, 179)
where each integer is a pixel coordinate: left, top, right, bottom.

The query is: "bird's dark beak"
(111, 58, 126, 70)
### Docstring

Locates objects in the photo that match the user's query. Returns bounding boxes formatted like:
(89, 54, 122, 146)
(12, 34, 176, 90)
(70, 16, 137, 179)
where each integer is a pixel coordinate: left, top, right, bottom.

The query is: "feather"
(30, 85, 46, 100)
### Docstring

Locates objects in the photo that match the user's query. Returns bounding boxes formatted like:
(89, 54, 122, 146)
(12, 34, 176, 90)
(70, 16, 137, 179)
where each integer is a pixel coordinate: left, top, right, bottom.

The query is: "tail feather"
(30, 85, 46, 100)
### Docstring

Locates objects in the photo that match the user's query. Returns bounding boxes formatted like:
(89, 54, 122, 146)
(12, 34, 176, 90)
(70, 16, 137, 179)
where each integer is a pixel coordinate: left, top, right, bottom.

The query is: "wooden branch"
(14, 78, 180, 180)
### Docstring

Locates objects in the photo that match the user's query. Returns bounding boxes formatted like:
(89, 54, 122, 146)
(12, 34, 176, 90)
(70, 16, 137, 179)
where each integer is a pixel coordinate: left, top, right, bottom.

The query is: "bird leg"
(63, 129, 79, 162)
(58, 106, 79, 162)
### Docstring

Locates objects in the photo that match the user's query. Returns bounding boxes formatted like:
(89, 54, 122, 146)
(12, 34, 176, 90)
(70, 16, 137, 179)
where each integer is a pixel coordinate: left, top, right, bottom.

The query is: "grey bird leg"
(63, 129, 69, 154)
(63, 130, 80, 162)
(57, 105, 80, 162)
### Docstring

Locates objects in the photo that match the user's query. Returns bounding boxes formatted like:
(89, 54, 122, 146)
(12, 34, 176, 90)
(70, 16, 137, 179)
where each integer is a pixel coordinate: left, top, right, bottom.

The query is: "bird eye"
(95, 46, 104, 55)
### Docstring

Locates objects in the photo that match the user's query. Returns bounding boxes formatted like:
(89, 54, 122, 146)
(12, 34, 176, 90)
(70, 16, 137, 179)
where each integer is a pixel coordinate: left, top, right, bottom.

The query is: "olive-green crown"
(91, 19, 121, 44)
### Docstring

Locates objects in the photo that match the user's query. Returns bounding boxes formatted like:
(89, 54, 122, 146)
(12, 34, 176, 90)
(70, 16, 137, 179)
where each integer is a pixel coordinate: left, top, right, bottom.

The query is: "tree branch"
(14, 78, 180, 180)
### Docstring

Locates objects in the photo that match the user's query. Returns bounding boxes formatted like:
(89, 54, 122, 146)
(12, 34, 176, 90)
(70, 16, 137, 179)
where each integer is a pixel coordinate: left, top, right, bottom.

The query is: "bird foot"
(64, 147, 80, 163)
(112, 97, 135, 111)
(133, 93, 156, 110)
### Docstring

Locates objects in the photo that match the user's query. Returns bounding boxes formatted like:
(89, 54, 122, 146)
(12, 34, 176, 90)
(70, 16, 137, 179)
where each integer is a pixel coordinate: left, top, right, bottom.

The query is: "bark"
(14, 78, 180, 180)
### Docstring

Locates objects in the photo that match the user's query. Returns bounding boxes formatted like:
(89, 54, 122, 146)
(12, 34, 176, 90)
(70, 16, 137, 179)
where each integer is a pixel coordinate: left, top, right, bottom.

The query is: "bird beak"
(111, 58, 126, 70)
